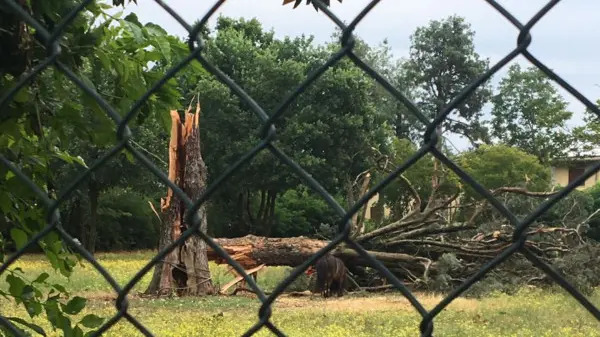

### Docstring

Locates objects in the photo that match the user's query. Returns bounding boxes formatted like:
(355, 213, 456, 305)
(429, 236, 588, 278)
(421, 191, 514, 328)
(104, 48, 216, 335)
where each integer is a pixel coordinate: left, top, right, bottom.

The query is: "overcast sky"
(113, 0, 600, 151)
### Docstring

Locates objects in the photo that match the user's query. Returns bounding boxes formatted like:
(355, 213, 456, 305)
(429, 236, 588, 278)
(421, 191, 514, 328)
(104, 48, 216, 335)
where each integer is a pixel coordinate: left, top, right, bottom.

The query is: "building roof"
(553, 147, 600, 163)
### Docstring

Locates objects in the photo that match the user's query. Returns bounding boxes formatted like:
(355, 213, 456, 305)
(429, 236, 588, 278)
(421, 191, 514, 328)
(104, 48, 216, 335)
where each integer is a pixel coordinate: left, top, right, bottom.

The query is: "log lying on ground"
(206, 235, 433, 274)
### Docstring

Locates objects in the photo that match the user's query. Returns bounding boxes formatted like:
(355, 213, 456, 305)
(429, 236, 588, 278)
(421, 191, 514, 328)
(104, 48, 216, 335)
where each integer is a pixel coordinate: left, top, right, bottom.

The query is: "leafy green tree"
(456, 144, 552, 200)
(177, 17, 395, 236)
(376, 139, 443, 218)
(571, 99, 600, 156)
(401, 15, 492, 146)
(490, 63, 574, 163)
(0, 1, 184, 334)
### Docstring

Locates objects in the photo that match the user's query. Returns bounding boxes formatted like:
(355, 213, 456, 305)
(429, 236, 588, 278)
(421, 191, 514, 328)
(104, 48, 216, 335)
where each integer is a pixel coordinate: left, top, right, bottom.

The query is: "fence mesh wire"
(1, 0, 600, 336)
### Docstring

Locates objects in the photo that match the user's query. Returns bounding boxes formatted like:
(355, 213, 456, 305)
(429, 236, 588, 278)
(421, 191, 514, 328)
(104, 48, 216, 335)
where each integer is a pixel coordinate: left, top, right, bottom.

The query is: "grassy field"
(2, 251, 600, 336)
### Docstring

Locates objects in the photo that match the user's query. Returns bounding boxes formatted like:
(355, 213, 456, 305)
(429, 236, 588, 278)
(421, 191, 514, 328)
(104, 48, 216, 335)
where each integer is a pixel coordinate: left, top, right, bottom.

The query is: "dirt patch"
(80, 290, 487, 315)
(273, 292, 483, 313)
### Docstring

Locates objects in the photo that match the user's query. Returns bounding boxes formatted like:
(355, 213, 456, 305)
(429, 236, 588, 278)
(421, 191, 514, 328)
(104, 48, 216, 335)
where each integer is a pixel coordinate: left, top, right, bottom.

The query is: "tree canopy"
(2, 3, 600, 335)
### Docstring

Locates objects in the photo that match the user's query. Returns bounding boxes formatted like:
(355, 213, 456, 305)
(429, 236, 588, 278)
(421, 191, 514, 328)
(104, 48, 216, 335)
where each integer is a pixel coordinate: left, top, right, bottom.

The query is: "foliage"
(456, 144, 552, 200)
(584, 182, 600, 241)
(272, 186, 340, 237)
(551, 243, 600, 296)
(2, 2, 598, 333)
(401, 15, 492, 146)
(178, 17, 395, 236)
(0, 0, 186, 334)
(571, 99, 600, 154)
(490, 63, 574, 163)
(376, 138, 459, 221)
(0, 268, 106, 337)
(94, 187, 159, 251)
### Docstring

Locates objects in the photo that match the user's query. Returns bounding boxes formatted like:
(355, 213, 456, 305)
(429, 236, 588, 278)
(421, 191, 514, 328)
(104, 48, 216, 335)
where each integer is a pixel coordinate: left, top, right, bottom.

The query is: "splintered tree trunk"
(145, 100, 215, 296)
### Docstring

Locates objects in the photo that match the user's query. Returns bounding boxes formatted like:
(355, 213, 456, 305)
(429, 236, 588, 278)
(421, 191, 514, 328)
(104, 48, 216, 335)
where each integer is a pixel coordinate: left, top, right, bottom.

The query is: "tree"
(571, 99, 600, 156)
(401, 15, 492, 146)
(490, 63, 574, 163)
(173, 17, 395, 237)
(456, 144, 552, 200)
(0, 1, 186, 334)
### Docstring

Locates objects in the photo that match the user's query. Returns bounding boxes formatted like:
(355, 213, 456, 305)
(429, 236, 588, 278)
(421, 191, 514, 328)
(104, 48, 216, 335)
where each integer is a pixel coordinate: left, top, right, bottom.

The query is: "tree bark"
(81, 177, 98, 255)
(181, 105, 214, 295)
(206, 235, 432, 274)
(145, 100, 215, 296)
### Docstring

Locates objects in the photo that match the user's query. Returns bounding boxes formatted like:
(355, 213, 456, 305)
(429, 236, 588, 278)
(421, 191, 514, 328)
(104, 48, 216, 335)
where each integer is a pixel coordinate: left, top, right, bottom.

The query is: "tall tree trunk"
(181, 104, 213, 295)
(81, 178, 98, 255)
(145, 101, 215, 296)
(256, 189, 266, 222)
(260, 190, 277, 236)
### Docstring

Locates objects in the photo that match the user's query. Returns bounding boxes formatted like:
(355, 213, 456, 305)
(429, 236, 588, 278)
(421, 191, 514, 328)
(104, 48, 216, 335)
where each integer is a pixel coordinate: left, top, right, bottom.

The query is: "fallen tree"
(205, 180, 592, 290)
(207, 235, 432, 271)
(143, 114, 595, 295)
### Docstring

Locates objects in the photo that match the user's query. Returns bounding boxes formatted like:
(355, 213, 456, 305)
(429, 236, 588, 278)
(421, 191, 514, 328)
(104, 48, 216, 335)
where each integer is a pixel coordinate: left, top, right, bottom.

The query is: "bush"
(457, 144, 552, 200)
(272, 186, 340, 237)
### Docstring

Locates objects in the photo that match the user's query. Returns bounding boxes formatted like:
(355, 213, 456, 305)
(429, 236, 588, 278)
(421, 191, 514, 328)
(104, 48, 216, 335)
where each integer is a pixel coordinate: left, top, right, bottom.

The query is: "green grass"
(2, 251, 600, 336)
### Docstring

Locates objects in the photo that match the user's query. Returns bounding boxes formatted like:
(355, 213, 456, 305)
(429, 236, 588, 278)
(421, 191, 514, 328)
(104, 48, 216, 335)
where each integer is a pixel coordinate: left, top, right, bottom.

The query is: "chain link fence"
(1, 0, 600, 336)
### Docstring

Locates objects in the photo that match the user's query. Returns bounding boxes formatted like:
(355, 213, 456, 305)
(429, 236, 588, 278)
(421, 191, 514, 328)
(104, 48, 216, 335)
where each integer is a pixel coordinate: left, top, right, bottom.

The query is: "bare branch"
(491, 187, 559, 198)
(383, 223, 478, 244)
(355, 216, 424, 243)
(398, 174, 422, 211)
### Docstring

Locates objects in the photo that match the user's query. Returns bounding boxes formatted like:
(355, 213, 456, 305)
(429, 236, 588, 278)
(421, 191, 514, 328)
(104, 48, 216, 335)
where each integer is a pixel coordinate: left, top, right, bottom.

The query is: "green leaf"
(46, 251, 59, 270)
(10, 227, 28, 249)
(153, 37, 171, 63)
(53, 149, 87, 168)
(96, 49, 111, 70)
(73, 326, 84, 337)
(44, 298, 60, 327)
(79, 314, 105, 329)
(63, 296, 87, 315)
(156, 110, 172, 133)
(57, 315, 73, 337)
(0, 191, 12, 214)
(73, 156, 88, 168)
(84, 330, 100, 337)
(13, 86, 31, 103)
(123, 12, 142, 26)
(77, 74, 96, 93)
(123, 149, 135, 164)
(126, 23, 145, 44)
(52, 284, 68, 295)
(21, 285, 35, 301)
(5, 170, 15, 180)
(24, 299, 43, 318)
(33, 272, 50, 284)
(6, 316, 47, 336)
(6, 273, 26, 298)
(144, 22, 167, 36)
(144, 50, 162, 62)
